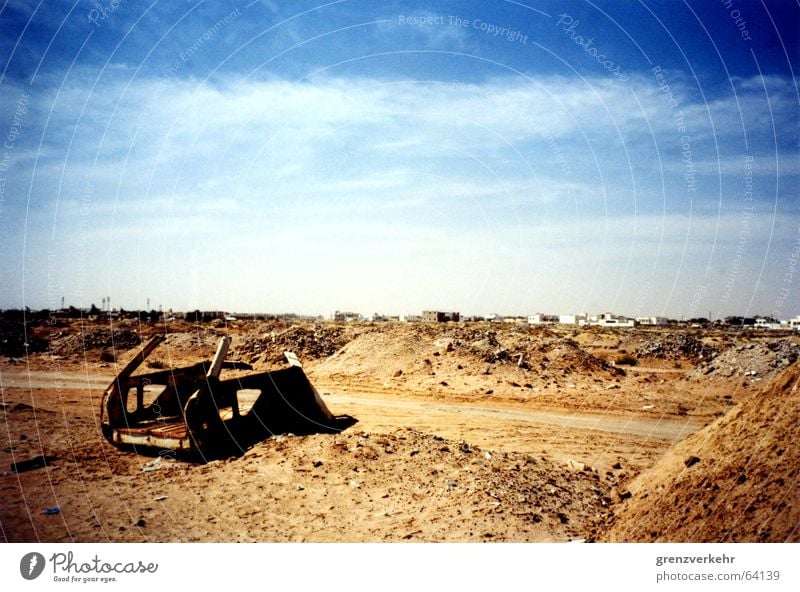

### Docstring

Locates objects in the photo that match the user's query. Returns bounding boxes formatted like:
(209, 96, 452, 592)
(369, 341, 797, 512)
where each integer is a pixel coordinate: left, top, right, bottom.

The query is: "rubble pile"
(545, 339, 623, 375)
(50, 329, 142, 355)
(304, 427, 612, 541)
(234, 325, 352, 364)
(688, 339, 800, 380)
(635, 333, 717, 361)
(441, 328, 620, 375)
(163, 331, 221, 351)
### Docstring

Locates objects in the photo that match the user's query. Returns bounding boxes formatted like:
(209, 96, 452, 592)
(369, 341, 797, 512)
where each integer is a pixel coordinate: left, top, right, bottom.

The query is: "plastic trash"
(42, 507, 60, 515)
(142, 457, 162, 472)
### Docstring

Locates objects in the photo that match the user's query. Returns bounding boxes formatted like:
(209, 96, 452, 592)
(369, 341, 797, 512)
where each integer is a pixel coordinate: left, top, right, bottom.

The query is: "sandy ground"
(1, 320, 798, 542)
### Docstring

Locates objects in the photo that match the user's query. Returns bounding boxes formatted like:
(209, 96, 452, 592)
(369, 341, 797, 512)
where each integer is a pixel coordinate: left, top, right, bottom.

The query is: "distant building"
(590, 312, 635, 328)
(755, 317, 785, 330)
(331, 311, 362, 322)
(558, 314, 588, 325)
(365, 313, 390, 322)
(636, 316, 670, 326)
(421, 310, 460, 323)
(528, 313, 558, 325)
(504, 316, 528, 324)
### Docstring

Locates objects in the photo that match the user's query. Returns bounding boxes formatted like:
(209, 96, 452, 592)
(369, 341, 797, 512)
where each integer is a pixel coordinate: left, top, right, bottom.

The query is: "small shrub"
(147, 359, 165, 369)
(99, 350, 115, 363)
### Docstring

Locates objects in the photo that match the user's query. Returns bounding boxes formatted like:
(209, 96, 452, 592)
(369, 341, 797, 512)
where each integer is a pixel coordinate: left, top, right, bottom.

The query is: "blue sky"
(0, 0, 798, 318)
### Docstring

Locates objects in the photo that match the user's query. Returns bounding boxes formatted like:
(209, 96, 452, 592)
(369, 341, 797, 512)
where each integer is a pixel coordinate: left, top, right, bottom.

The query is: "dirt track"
(326, 392, 703, 441)
(1, 369, 702, 441)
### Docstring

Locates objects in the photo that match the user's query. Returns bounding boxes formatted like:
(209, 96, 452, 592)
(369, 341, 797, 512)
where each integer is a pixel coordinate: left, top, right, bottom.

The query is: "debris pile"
(270, 427, 613, 541)
(163, 331, 222, 352)
(50, 329, 142, 355)
(446, 329, 620, 376)
(635, 333, 717, 361)
(543, 338, 622, 375)
(233, 325, 352, 365)
(688, 340, 800, 380)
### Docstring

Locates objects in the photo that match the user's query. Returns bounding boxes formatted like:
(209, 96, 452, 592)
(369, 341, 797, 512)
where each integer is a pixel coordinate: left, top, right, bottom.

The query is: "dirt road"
(2, 369, 701, 442)
(2, 368, 696, 477)
(326, 392, 703, 441)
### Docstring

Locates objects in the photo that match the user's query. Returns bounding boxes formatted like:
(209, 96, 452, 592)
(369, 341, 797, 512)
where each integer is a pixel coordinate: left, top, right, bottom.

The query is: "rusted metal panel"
(100, 336, 354, 459)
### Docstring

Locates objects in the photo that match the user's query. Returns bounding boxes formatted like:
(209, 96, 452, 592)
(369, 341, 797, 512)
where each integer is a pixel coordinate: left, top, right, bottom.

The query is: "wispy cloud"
(3, 64, 798, 315)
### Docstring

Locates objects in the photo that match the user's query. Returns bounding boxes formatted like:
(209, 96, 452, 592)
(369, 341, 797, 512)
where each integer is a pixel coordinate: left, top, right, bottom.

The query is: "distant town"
(3, 305, 799, 332)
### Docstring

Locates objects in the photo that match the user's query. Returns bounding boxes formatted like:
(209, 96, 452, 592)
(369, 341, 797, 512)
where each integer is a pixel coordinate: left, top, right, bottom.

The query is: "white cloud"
(4, 69, 798, 315)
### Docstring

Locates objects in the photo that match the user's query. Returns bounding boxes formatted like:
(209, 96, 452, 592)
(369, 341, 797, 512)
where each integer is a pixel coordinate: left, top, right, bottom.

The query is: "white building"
(755, 317, 786, 330)
(559, 314, 588, 325)
(591, 312, 635, 328)
(636, 316, 670, 326)
(331, 310, 362, 322)
(528, 313, 558, 325)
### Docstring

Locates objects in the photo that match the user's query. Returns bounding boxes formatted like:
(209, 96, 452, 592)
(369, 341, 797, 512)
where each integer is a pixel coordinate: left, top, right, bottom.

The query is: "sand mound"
(313, 324, 620, 395)
(601, 363, 800, 542)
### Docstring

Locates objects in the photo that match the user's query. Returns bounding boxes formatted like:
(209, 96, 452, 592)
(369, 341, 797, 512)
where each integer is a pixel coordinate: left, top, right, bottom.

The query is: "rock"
(566, 459, 588, 471)
(393, 369, 403, 377)
(434, 338, 454, 352)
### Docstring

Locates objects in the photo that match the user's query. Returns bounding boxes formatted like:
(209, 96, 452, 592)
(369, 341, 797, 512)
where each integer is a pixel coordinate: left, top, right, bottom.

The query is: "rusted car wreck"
(100, 335, 353, 459)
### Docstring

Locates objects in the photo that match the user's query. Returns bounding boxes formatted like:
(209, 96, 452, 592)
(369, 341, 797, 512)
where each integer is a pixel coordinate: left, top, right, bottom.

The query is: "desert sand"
(1, 318, 798, 542)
